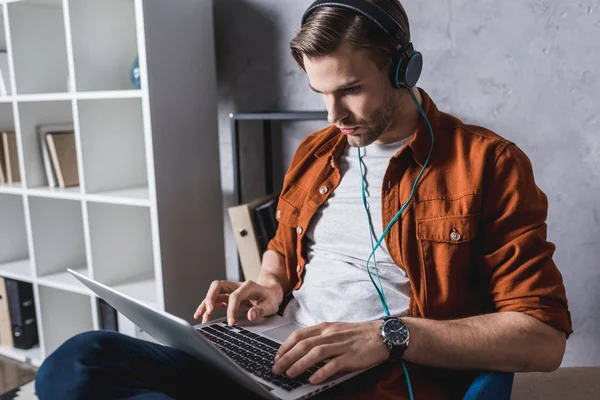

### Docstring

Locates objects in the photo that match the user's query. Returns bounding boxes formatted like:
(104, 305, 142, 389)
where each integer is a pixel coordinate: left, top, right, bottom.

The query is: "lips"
(339, 127, 359, 135)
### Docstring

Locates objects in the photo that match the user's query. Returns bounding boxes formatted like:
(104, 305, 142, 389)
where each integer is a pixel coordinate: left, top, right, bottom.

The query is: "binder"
(227, 194, 278, 281)
(45, 131, 79, 188)
(1, 131, 20, 183)
(5, 278, 39, 349)
(37, 123, 74, 188)
(0, 277, 14, 348)
(97, 298, 119, 331)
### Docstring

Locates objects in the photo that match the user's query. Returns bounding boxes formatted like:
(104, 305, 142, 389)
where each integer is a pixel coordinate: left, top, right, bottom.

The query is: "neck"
(375, 88, 422, 145)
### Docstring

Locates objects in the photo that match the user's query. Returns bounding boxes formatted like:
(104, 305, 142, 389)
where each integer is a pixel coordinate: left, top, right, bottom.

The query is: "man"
(35, 0, 572, 399)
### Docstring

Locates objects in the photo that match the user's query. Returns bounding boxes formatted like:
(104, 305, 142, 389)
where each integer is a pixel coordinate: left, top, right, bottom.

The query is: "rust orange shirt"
(267, 88, 572, 399)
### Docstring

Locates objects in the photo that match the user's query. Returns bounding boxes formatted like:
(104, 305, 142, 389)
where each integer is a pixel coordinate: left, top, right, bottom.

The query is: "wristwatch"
(380, 316, 410, 360)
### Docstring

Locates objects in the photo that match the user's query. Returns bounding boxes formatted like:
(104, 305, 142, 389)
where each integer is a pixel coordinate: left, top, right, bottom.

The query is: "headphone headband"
(300, 0, 422, 88)
(301, 0, 410, 50)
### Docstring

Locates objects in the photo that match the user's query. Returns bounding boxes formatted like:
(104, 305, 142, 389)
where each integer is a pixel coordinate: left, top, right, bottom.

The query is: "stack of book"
(0, 131, 20, 184)
(38, 123, 79, 188)
(0, 277, 39, 350)
(228, 194, 279, 281)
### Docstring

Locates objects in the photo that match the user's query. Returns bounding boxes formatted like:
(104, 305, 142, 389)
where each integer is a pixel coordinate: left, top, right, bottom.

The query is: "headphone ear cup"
(389, 50, 423, 89)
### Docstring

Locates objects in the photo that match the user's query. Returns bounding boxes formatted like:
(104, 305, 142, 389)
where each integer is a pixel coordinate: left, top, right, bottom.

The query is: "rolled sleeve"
(480, 143, 573, 337)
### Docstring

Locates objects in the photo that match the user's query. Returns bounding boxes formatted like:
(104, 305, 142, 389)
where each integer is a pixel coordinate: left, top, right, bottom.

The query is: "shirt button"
(276, 210, 281, 219)
(319, 186, 328, 195)
(296, 226, 303, 235)
(450, 230, 461, 242)
(296, 265, 302, 273)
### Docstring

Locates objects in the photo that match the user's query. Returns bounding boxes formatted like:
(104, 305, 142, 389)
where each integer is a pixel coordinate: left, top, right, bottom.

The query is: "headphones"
(301, 0, 423, 89)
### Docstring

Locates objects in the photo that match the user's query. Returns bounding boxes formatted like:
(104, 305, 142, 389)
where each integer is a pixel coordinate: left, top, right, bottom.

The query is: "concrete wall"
(212, 0, 600, 367)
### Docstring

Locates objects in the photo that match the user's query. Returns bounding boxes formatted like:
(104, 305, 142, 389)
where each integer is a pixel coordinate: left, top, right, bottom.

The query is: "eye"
(342, 86, 360, 95)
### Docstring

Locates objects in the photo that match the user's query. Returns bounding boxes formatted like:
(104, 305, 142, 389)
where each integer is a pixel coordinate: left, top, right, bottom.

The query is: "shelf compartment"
(0, 194, 30, 272)
(17, 101, 80, 190)
(6, 0, 69, 95)
(69, 0, 139, 92)
(87, 201, 156, 306)
(37, 285, 93, 356)
(37, 266, 91, 295)
(28, 196, 86, 278)
(78, 98, 147, 196)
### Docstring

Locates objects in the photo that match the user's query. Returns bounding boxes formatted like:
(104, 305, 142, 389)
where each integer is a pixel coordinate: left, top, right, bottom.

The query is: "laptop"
(67, 269, 376, 400)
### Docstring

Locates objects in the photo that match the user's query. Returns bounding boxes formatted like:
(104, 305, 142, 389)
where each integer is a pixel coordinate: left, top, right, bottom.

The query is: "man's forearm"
(401, 311, 566, 372)
(255, 250, 288, 303)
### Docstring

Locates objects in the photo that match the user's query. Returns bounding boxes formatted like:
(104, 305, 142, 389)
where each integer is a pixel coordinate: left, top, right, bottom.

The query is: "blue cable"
(357, 87, 434, 400)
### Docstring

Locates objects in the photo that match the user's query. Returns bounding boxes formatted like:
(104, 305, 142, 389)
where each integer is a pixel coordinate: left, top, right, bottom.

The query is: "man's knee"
(35, 330, 123, 400)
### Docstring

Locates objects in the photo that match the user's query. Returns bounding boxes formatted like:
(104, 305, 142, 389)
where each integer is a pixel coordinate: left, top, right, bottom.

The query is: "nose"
(325, 95, 349, 125)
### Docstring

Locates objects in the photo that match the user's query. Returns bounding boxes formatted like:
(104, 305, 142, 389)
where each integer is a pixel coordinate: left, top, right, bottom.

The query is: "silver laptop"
(67, 269, 375, 400)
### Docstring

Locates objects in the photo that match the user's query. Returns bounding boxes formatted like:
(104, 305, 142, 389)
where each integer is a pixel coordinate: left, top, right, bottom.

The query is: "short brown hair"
(290, 0, 411, 71)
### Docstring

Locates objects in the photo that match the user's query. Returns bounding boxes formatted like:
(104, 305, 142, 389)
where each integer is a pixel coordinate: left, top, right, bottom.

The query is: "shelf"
(0, 258, 32, 282)
(86, 185, 149, 207)
(28, 196, 86, 277)
(27, 185, 81, 200)
(7, 0, 69, 94)
(76, 90, 142, 100)
(37, 266, 91, 295)
(78, 97, 147, 194)
(15, 93, 72, 102)
(17, 100, 75, 188)
(0, 344, 42, 367)
(38, 285, 93, 356)
(5, 91, 145, 102)
(0, 182, 23, 194)
(69, 0, 139, 92)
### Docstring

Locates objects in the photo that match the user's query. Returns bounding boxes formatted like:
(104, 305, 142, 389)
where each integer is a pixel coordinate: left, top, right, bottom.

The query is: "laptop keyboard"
(197, 322, 325, 391)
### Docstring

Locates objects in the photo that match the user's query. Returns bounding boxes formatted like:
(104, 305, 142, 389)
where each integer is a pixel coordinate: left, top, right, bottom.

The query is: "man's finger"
(226, 281, 262, 325)
(276, 324, 325, 361)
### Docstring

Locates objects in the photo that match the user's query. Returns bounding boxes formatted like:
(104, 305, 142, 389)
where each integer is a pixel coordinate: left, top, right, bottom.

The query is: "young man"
(35, 1, 572, 399)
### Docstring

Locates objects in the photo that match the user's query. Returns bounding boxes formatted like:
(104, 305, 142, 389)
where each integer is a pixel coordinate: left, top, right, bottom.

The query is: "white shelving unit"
(0, 0, 226, 366)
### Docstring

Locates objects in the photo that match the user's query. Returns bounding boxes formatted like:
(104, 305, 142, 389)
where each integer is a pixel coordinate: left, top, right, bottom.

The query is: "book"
(0, 277, 14, 348)
(227, 194, 278, 281)
(1, 131, 20, 183)
(37, 123, 74, 188)
(0, 136, 5, 183)
(45, 131, 79, 188)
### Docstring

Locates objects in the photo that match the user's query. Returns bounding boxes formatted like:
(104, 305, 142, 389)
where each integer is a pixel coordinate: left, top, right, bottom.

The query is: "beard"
(344, 87, 399, 148)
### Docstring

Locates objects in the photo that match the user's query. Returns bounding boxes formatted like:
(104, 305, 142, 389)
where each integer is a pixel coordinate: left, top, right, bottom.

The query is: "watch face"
(383, 318, 409, 345)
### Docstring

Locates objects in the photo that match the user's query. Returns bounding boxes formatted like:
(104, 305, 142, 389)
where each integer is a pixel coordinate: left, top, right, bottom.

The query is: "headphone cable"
(358, 87, 434, 400)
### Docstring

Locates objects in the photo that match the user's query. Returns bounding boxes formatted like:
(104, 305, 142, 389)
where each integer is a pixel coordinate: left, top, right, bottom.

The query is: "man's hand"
(193, 280, 282, 325)
(272, 321, 389, 384)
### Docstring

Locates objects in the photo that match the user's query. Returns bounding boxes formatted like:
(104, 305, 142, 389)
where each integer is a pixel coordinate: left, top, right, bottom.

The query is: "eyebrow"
(309, 79, 362, 94)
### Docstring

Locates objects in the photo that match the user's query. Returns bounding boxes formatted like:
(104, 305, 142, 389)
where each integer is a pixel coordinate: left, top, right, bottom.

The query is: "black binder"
(5, 278, 39, 349)
(97, 298, 119, 331)
(253, 197, 278, 254)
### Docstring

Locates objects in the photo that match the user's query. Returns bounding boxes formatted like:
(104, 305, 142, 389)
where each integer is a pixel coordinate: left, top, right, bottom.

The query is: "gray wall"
(212, 0, 600, 368)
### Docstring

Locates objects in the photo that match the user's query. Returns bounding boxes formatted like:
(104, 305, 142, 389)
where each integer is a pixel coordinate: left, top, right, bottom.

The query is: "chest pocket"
(416, 213, 480, 314)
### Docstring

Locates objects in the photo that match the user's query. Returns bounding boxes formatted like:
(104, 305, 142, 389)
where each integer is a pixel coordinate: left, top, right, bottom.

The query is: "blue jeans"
(34, 330, 265, 400)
